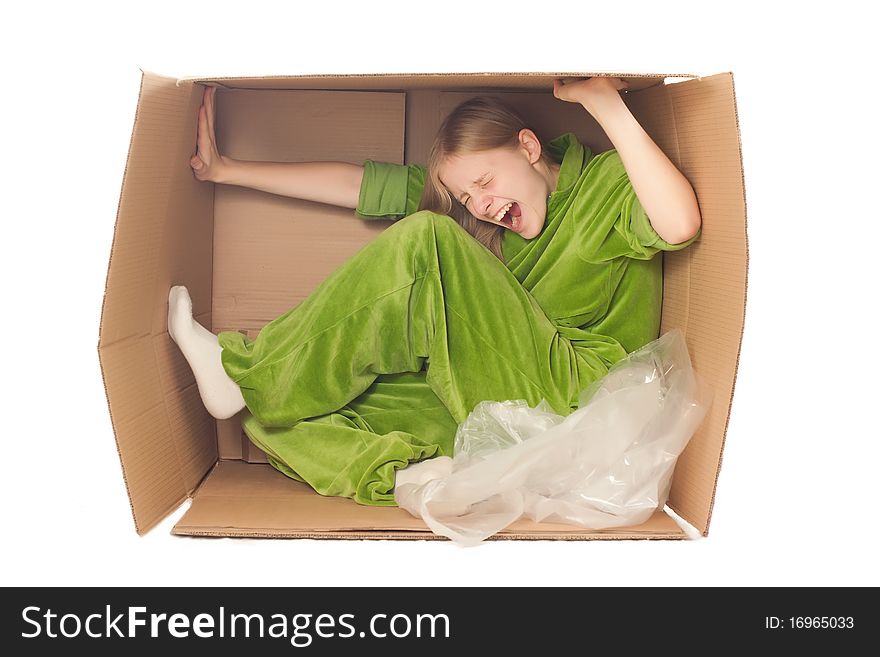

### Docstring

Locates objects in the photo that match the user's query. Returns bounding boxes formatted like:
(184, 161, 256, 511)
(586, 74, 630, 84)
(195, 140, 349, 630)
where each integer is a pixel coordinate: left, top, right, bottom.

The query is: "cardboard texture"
(172, 461, 685, 540)
(99, 70, 747, 540)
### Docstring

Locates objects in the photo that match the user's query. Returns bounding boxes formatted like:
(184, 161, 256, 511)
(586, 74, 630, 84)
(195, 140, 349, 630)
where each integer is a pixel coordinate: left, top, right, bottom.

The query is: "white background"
(2, 1, 877, 587)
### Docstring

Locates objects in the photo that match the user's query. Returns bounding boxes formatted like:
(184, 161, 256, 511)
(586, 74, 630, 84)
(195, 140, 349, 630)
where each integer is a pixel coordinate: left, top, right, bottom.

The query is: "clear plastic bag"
(394, 329, 712, 546)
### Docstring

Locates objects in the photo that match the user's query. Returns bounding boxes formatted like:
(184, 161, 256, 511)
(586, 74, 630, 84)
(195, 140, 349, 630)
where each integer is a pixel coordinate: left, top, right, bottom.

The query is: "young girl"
(169, 78, 702, 506)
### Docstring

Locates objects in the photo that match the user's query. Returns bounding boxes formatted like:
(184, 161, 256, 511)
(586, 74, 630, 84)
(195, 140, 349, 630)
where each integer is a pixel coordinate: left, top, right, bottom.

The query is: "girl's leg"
(220, 211, 627, 427)
(246, 370, 459, 505)
(167, 286, 246, 419)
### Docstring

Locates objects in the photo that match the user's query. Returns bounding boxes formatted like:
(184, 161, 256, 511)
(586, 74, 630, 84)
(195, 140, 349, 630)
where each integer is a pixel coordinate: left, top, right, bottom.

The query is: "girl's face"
(437, 129, 558, 240)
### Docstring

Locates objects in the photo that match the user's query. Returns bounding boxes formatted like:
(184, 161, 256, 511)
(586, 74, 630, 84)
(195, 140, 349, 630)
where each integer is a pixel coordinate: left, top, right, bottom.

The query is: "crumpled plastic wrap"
(394, 329, 711, 546)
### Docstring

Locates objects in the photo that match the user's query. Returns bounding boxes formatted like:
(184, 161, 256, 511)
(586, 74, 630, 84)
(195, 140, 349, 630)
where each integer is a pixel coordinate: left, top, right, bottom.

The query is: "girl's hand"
(553, 77, 630, 116)
(190, 86, 229, 182)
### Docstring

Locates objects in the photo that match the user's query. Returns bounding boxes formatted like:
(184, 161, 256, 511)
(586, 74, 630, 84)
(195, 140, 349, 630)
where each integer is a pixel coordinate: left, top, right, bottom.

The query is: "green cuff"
(631, 196, 702, 251)
(356, 160, 410, 220)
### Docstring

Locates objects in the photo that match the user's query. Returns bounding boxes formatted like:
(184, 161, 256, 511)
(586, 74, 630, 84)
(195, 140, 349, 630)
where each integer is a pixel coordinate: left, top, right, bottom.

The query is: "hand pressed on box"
(190, 86, 231, 183)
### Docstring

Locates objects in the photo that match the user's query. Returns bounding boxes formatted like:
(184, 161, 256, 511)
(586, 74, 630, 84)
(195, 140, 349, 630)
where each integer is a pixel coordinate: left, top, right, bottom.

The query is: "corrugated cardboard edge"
(99, 73, 138, 532)
(176, 71, 697, 81)
(171, 530, 685, 541)
(642, 71, 746, 536)
(172, 462, 686, 540)
(99, 68, 218, 535)
(692, 71, 748, 535)
(176, 71, 698, 93)
(97, 70, 176, 535)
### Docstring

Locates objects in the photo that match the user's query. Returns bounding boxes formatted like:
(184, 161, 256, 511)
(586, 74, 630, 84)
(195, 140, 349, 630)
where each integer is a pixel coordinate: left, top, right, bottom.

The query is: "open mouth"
(494, 202, 522, 231)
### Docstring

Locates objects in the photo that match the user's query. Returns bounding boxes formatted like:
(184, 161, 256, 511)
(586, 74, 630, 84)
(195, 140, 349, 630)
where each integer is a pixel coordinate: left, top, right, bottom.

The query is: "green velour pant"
(218, 211, 628, 506)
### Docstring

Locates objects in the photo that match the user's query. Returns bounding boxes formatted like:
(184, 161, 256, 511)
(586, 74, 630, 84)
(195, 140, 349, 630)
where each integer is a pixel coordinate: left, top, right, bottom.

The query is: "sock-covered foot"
(168, 285, 246, 419)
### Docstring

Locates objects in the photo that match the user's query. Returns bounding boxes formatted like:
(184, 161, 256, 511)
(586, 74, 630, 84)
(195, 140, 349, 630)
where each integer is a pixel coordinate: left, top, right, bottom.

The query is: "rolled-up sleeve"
(627, 193, 702, 252)
(572, 149, 702, 264)
(355, 160, 427, 220)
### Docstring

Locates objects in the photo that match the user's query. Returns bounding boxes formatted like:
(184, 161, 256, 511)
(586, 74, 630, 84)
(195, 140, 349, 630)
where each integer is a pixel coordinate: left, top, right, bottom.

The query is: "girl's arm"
(215, 159, 364, 209)
(190, 86, 363, 209)
(553, 78, 702, 244)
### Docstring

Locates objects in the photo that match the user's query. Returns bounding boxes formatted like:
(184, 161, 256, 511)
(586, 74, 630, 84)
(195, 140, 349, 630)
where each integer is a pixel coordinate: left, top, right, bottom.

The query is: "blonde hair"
(418, 96, 557, 261)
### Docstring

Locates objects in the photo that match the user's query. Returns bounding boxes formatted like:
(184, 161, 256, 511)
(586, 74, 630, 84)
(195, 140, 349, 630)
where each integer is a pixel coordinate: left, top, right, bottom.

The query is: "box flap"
(173, 462, 685, 539)
(98, 70, 218, 534)
(179, 72, 696, 93)
(627, 72, 747, 535)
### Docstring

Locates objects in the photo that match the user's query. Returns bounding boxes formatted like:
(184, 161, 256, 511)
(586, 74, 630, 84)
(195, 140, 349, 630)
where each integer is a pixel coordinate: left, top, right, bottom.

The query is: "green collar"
(546, 132, 588, 197)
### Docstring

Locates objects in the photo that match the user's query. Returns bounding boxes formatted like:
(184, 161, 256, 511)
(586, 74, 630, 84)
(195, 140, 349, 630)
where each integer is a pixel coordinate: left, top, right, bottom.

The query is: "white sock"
(167, 286, 246, 420)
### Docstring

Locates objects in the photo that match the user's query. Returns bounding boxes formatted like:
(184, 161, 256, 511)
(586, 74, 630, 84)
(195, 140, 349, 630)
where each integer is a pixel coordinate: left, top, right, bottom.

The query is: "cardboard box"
(98, 70, 747, 540)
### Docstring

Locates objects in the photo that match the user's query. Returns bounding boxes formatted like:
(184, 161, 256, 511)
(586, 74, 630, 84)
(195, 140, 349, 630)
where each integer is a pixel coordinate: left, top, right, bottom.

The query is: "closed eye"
(459, 175, 491, 205)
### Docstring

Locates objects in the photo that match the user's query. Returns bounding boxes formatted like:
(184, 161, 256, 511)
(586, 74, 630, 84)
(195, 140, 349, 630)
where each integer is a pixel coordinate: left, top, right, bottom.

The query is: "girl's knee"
(397, 210, 459, 236)
(376, 212, 468, 256)
(402, 210, 453, 225)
